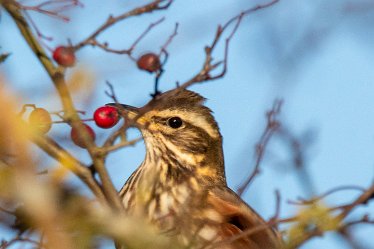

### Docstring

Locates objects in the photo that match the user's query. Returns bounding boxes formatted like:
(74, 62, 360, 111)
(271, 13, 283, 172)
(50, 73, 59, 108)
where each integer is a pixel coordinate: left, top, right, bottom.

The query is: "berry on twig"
(28, 108, 52, 134)
(137, 53, 161, 73)
(70, 124, 95, 148)
(93, 106, 120, 129)
(53, 46, 76, 67)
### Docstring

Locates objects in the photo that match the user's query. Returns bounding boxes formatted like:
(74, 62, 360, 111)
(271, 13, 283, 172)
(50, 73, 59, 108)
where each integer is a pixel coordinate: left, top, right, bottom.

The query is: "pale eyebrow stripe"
(155, 109, 220, 139)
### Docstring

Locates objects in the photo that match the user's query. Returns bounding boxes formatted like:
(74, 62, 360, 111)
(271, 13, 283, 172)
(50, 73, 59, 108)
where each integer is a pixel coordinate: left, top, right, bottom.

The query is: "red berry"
(93, 106, 119, 129)
(53, 46, 76, 67)
(70, 124, 96, 148)
(137, 53, 161, 73)
(28, 108, 52, 134)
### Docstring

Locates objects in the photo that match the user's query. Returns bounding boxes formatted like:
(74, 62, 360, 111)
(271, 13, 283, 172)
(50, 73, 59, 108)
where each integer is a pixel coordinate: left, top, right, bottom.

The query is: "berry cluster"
(53, 45, 163, 74)
(46, 45, 156, 147)
(26, 106, 120, 148)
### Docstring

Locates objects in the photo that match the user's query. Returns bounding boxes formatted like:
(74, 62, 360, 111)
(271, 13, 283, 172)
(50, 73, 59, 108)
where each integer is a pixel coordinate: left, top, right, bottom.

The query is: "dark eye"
(167, 117, 183, 128)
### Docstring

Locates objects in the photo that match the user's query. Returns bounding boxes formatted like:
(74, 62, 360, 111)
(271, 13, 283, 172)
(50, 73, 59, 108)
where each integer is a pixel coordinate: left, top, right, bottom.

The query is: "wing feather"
(206, 188, 282, 249)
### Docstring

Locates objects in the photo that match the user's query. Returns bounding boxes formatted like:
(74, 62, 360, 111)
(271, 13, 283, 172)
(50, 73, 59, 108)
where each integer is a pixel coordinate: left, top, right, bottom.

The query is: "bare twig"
(206, 219, 278, 249)
(11, 0, 83, 44)
(288, 185, 366, 206)
(179, 0, 279, 89)
(159, 22, 179, 55)
(3, 1, 122, 211)
(269, 190, 282, 230)
(0, 234, 46, 249)
(275, 182, 374, 248)
(73, 0, 173, 50)
(18, 104, 37, 116)
(101, 137, 142, 154)
(105, 81, 119, 103)
(149, 22, 179, 96)
(90, 17, 166, 59)
(100, 1, 279, 147)
(0, 52, 11, 63)
(4, 0, 97, 176)
(130, 17, 165, 56)
(237, 99, 282, 196)
(337, 183, 374, 220)
(277, 127, 316, 196)
(30, 132, 106, 204)
(337, 214, 374, 249)
(15, 0, 83, 21)
(0, 206, 13, 215)
(218, 185, 374, 248)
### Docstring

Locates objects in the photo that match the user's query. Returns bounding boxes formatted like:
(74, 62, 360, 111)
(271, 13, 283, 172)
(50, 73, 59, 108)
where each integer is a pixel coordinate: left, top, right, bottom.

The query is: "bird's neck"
(119, 138, 226, 216)
(142, 137, 227, 187)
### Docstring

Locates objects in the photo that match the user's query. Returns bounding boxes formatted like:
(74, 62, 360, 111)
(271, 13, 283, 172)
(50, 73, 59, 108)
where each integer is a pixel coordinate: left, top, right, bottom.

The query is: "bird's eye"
(167, 117, 183, 129)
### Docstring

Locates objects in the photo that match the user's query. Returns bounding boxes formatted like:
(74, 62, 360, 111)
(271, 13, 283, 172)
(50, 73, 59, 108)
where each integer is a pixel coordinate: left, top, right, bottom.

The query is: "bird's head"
(108, 89, 226, 185)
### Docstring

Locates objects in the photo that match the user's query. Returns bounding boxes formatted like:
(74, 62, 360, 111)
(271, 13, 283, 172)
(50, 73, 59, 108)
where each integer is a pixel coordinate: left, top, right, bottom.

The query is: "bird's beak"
(106, 103, 143, 124)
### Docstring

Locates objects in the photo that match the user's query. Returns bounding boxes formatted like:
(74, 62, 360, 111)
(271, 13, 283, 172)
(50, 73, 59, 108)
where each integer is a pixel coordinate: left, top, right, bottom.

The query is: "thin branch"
(90, 17, 166, 59)
(29, 132, 106, 205)
(274, 182, 374, 248)
(98, 2, 278, 147)
(3, 1, 123, 211)
(0, 206, 14, 215)
(3, 1, 99, 186)
(338, 223, 368, 249)
(102, 83, 147, 149)
(288, 185, 367, 206)
(206, 219, 278, 249)
(237, 99, 282, 196)
(337, 182, 374, 220)
(130, 17, 165, 54)
(15, 0, 83, 21)
(179, 0, 279, 89)
(269, 190, 282, 230)
(73, 0, 173, 50)
(341, 215, 374, 227)
(0, 234, 46, 249)
(102, 137, 142, 153)
(277, 127, 316, 196)
(159, 22, 179, 55)
(105, 81, 119, 103)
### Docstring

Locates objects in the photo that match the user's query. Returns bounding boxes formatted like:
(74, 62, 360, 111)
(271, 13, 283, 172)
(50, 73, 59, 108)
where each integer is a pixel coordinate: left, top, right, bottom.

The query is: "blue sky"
(1, 0, 374, 248)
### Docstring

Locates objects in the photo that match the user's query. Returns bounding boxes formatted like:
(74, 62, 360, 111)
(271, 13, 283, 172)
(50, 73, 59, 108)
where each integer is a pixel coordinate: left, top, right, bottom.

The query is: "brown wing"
(206, 187, 282, 249)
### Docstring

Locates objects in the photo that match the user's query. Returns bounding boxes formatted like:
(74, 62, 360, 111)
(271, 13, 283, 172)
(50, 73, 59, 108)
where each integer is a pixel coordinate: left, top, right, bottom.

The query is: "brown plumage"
(115, 89, 282, 249)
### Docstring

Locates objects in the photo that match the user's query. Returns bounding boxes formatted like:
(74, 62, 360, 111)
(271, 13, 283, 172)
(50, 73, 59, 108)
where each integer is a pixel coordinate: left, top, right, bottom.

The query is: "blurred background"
(1, 0, 374, 248)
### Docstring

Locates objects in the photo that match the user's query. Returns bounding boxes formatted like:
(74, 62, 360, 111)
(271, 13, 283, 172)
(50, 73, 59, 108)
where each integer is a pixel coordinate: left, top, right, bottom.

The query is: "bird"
(113, 89, 282, 249)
